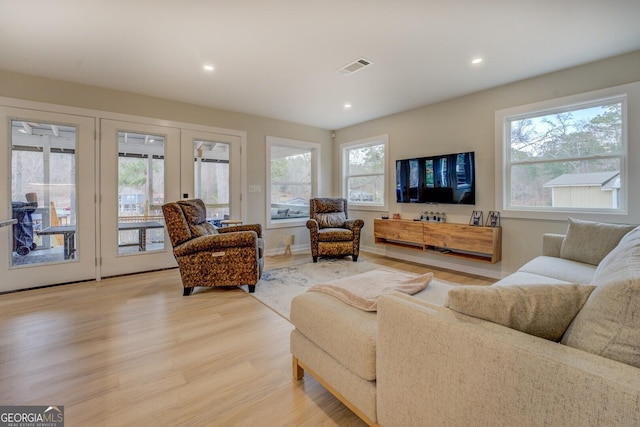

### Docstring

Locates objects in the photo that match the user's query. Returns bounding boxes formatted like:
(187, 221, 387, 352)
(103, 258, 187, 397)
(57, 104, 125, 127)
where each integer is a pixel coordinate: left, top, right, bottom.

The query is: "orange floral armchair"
(306, 198, 364, 262)
(162, 199, 264, 295)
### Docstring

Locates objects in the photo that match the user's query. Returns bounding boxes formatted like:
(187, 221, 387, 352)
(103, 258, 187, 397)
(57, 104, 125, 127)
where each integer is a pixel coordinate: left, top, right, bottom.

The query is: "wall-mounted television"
(396, 151, 475, 205)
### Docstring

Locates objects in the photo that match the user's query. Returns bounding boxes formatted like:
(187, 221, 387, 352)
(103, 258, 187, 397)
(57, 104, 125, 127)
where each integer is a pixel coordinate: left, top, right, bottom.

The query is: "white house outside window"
(266, 136, 320, 229)
(341, 134, 388, 209)
(496, 85, 634, 219)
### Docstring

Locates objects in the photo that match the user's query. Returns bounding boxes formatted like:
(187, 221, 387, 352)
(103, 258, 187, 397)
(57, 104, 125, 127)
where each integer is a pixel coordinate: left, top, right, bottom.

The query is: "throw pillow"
(560, 217, 635, 266)
(178, 199, 207, 224)
(189, 221, 218, 237)
(316, 212, 346, 228)
(445, 284, 596, 341)
(592, 225, 640, 280)
(562, 226, 640, 368)
(315, 198, 345, 213)
(177, 200, 218, 237)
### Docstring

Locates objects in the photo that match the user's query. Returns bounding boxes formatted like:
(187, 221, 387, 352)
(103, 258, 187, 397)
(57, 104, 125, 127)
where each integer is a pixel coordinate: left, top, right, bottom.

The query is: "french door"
(1, 107, 245, 290)
(98, 119, 180, 277)
(180, 129, 243, 221)
(0, 107, 96, 292)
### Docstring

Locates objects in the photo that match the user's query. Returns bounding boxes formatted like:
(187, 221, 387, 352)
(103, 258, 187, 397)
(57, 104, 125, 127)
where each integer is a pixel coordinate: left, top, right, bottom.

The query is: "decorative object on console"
(392, 213, 401, 220)
(486, 211, 500, 227)
(469, 210, 483, 226)
(422, 211, 446, 222)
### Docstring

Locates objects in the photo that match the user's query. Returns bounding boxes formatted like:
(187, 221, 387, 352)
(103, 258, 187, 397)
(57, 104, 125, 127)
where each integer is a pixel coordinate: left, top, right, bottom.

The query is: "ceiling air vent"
(338, 58, 372, 76)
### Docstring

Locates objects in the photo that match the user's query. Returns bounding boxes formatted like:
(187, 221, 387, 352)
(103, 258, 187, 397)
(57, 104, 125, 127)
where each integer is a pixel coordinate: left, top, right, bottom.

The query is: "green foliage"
(119, 158, 147, 189)
(509, 103, 622, 207)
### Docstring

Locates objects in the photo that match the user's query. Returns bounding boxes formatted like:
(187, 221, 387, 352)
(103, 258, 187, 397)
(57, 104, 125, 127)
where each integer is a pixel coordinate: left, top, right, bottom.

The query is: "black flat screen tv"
(396, 151, 475, 205)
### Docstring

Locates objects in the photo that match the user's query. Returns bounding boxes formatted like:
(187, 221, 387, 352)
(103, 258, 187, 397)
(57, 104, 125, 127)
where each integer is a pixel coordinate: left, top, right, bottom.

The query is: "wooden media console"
(374, 218, 502, 263)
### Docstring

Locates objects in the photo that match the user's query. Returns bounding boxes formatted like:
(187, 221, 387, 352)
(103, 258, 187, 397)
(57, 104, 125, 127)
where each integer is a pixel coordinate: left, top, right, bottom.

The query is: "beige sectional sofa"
(290, 218, 640, 426)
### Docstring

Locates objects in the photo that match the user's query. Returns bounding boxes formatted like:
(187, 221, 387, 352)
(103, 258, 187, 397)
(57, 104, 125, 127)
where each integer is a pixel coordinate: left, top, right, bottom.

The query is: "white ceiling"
(1, 1, 639, 130)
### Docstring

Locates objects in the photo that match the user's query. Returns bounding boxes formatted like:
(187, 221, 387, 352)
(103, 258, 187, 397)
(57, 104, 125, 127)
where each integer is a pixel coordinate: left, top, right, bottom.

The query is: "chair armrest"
(542, 233, 565, 257)
(306, 219, 319, 232)
(173, 231, 257, 257)
(377, 292, 640, 426)
(344, 218, 364, 230)
(218, 223, 262, 238)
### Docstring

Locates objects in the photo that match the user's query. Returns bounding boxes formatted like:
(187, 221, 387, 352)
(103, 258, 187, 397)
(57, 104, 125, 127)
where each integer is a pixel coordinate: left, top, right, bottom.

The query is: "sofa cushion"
(562, 226, 640, 367)
(316, 212, 346, 228)
(318, 227, 353, 242)
(593, 225, 640, 281)
(445, 284, 595, 341)
(513, 255, 597, 285)
(290, 276, 460, 381)
(291, 291, 378, 381)
(560, 217, 635, 266)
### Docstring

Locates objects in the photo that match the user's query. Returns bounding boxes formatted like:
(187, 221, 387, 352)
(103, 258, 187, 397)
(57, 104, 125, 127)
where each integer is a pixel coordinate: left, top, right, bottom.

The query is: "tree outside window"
(506, 100, 624, 211)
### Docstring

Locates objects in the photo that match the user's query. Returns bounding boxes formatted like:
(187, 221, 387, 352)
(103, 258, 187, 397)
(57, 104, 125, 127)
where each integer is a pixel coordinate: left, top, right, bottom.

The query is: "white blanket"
(308, 268, 433, 311)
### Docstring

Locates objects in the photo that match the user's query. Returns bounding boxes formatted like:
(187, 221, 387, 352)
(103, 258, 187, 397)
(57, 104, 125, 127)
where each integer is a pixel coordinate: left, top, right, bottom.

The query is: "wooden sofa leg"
(292, 356, 304, 380)
(183, 287, 193, 296)
(248, 285, 256, 293)
(313, 256, 318, 263)
(352, 255, 358, 262)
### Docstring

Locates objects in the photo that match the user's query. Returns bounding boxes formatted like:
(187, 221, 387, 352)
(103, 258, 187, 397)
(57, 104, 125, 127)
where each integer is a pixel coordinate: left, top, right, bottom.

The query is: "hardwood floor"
(0, 252, 494, 426)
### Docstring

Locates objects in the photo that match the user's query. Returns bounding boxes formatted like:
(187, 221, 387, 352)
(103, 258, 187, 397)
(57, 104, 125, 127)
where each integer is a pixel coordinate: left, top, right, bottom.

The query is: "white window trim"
(266, 136, 320, 229)
(495, 82, 640, 222)
(340, 134, 389, 211)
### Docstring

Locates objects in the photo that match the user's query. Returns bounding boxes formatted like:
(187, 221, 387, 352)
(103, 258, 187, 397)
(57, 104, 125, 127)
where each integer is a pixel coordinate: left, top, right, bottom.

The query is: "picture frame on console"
(469, 210, 483, 226)
(486, 211, 500, 227)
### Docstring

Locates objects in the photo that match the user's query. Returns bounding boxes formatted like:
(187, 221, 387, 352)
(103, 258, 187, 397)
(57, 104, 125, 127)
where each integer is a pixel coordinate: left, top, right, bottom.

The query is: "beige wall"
(335, 50, 640, 278)
(0, 70, 333, 255)
(3, 50, 640, 279)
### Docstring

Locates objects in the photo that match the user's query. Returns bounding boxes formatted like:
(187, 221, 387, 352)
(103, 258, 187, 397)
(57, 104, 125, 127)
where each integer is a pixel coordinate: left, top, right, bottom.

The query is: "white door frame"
(0, 106, 97, 291)
(0, 96, 247, 289)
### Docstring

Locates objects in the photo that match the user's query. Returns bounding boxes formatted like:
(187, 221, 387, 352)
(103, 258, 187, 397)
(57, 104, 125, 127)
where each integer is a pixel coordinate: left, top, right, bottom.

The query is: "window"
(341, 135, 388, 209)
(496, 85, 636, 219)
(266, 136, 320, 228)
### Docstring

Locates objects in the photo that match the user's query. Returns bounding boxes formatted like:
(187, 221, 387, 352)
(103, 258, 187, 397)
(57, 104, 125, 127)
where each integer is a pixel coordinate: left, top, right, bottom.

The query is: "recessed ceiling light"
(344, 103, 352, 109)
(471, 58, 483, 65)
(203, 64, 215, 72)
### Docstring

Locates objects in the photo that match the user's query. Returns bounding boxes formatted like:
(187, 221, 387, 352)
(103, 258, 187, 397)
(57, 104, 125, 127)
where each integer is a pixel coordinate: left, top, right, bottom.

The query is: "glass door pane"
(11, 120, 77, 265)
(117, 131, 165, 255)
(194, 140, 230, 226)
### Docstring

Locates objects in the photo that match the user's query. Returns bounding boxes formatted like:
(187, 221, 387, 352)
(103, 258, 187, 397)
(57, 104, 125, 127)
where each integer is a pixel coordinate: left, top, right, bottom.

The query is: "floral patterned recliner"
(162, 199, 264, 295)
(306, 198, 364, 262)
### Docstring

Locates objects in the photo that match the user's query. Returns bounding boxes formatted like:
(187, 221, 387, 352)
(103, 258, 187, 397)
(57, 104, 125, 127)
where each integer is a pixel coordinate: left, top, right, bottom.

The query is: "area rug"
(242, 259, 385, 320)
